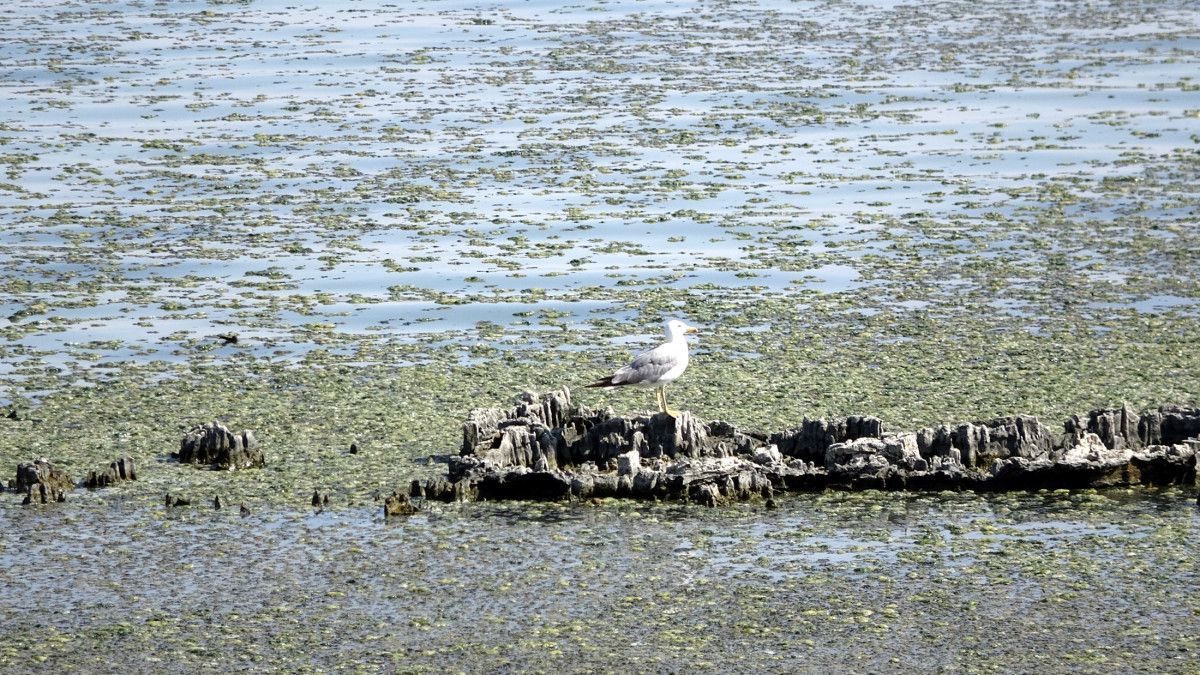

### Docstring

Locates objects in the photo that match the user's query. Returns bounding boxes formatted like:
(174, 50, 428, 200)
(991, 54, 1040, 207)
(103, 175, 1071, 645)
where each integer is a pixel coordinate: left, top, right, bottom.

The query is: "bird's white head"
(664, 318, 699, 340)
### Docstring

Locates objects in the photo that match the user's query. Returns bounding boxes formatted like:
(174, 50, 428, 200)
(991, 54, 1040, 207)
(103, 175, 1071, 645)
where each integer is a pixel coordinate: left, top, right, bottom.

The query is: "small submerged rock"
(12, 458, 73, 504)
(178, 421, 265, 470)
(413, 390, 1200, 505)
(383, 490, 417, 517)
(164, 493, 191, 508)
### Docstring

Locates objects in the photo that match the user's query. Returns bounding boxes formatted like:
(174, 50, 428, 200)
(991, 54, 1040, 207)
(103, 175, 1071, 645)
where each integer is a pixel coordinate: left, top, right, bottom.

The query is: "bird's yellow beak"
(685, 326, 699, 334)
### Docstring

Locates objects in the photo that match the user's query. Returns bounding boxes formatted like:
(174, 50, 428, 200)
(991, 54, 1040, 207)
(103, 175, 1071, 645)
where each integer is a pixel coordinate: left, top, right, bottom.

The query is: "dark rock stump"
(179, 421, 264, 470)
(13, 458, 73, 504)
(85, 457, 137, 488)
(384, 490, 418, 517)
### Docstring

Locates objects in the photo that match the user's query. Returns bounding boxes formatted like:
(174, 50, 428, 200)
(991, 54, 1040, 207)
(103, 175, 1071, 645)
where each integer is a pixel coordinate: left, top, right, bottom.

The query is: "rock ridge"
(413, 388, 1199, 506)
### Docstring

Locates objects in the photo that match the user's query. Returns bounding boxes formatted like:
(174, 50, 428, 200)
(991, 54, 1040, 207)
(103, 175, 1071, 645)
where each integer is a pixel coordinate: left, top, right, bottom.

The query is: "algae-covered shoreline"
(2, 347, 1199, 511)
(2, 0, 1200, 670)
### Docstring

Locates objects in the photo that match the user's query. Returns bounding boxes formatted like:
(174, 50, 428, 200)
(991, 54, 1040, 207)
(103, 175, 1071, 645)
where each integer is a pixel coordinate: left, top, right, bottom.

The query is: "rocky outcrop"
(12, 458, 74, 504)
(769, 416, 884, 464)
(1065, 404, 1200, 451)
(178, 421, 264, 470)
(85, 457, 137, 488)
(950, 415, 1057, 466)
(422, 452, 780, 506)
(410, 389, 1200, 506)
(458, 387, 758, 472)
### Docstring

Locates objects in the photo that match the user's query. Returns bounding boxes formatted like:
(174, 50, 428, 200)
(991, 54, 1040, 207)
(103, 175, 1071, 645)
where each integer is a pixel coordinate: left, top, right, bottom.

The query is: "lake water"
(1, 0, 1198, 670)
(2, 489, 1198, 671)
(3, 0, 1197, 376)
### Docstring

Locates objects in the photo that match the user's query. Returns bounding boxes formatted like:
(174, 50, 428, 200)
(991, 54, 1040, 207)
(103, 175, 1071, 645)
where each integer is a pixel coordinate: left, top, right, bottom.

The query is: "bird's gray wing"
(611, 343, 679, 385)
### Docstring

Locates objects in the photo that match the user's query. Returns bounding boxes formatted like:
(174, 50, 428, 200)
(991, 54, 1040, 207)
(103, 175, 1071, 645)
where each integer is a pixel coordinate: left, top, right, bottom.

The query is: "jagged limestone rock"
(952, 415, 1055, 468)
(617, 449, 640, 477)
(1138, 405, 1200, 447)
(1066, 403, 1142, 451)
(412, 392, 1200, 504)
(752, 445, 783, 466)
(915, 425, 954, 459)
(462, 393, 749, 472)
(768, 416, 885, 463)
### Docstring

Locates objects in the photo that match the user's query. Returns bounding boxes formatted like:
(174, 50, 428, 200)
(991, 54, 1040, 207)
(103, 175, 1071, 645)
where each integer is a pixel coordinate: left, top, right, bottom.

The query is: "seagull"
(586, 319, 699, 417)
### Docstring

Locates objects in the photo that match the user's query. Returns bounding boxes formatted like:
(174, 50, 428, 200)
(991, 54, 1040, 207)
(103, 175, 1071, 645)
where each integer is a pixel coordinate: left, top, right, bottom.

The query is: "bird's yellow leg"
(661, 387, 679, 418)
(654, 386, 666, 413)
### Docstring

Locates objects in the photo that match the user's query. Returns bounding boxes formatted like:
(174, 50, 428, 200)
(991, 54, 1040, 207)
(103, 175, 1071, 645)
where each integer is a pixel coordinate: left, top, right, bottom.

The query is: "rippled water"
(2, 0, 1199, 670)
(3, 0, 1198, 374)
(2, 490, 1197, 671)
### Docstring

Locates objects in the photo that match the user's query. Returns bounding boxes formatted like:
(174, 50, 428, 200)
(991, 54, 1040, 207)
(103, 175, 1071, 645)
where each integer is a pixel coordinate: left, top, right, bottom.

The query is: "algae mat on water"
(1, 0, 1199, 670)
(1, 491, 1198, 672)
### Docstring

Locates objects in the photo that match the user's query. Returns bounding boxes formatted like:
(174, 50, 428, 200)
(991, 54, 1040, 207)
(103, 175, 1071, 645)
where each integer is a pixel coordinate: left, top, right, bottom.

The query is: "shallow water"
(2, 0, 1200, 669)
(2, 0, 1198, 378)
(2, 490, 1197, 671)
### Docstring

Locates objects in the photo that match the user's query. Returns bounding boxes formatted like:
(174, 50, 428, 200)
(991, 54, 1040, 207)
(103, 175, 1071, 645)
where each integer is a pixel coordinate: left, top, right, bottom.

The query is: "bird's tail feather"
(585, 375, 630, 388)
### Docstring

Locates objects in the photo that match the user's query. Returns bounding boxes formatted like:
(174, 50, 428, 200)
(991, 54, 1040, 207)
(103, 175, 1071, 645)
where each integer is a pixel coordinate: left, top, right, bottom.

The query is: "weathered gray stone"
(1062, 432, 1126, 464)
(915, 425, 954, 459)
(632, 468, 664, 498)
(418, 393, 1199, 504)
(692, 483, 722, 507)
(882, 433, 923, 469)
(769, 415, 885, 463)
(826, 437, 886, 468)
(1131, 442, 1198, 486)
(462, 387, 576, 456)
(617, 449, 640, 477)
(411, 476, 465, 501)
(1138, 405, 1200, 447)
(953, 415, 1054, 467)
(752, 445, 783, 466)
(825, 434, 923, 472)
(645, 411, 709, 459)
(179, 421, 264, 470)
(707, 420, 761, 457)
(1066, 403, 1142, 451)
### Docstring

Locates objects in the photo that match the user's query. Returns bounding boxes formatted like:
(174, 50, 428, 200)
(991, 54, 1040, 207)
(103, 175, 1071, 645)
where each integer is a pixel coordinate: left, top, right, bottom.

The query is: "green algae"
(1, 492, 1197, 672)
(2, 0, 1200, 670)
